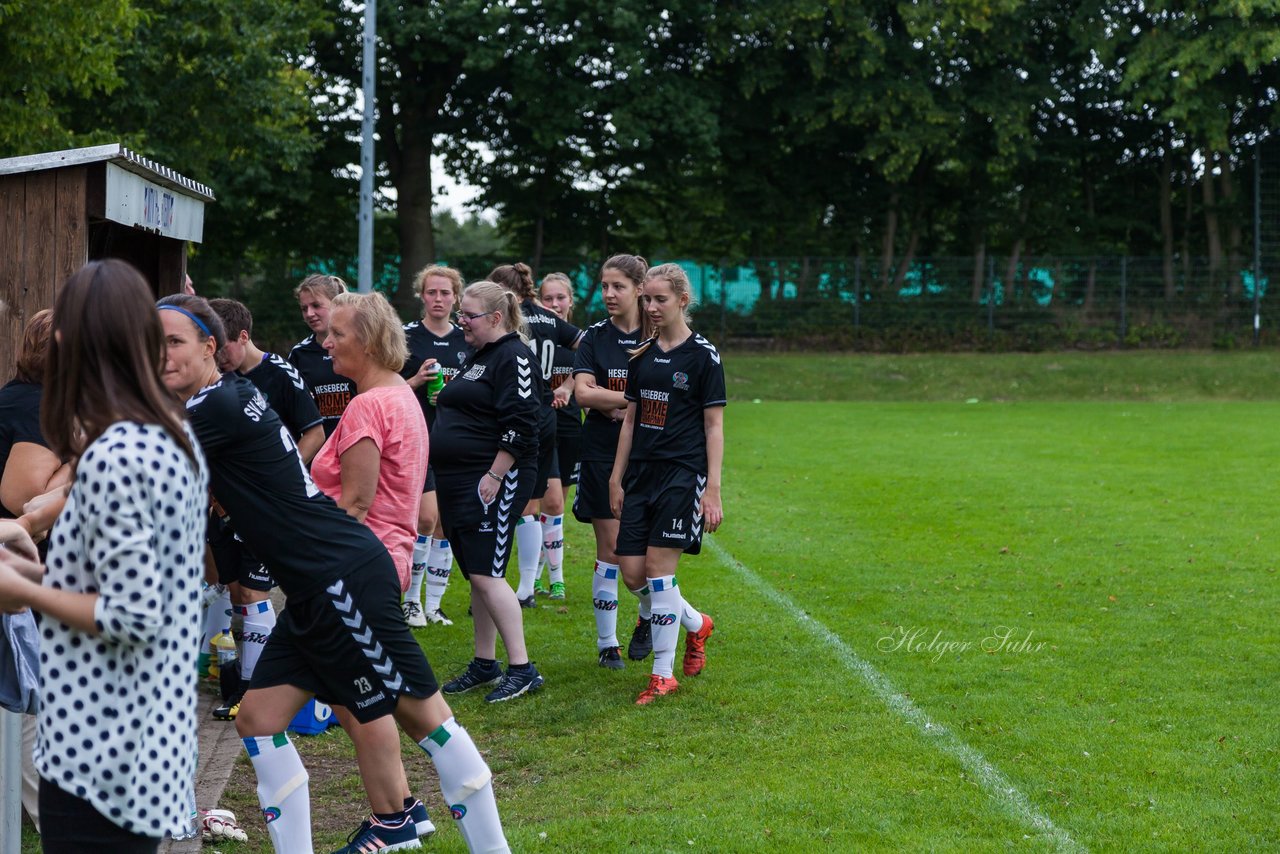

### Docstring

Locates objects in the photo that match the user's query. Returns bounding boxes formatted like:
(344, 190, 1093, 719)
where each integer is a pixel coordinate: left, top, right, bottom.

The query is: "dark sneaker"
(635, 673, 679, 705)
(405, 798, 436, 838)
(329, 815, 421, 853)
(598, 646, 624, 670)
(211, 693, 242, 721)
(627, 617, 653, 660)
(442, 659, 503, 695)
(484, 664, 544, 703)
(682, 613, 714, 677)
(518, 595, 537, 609)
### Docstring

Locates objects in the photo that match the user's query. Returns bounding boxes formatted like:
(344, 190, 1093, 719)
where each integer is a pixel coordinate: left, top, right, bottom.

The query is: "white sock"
(407, 535, 430, 605)
(515, 515, 541, 599)
(679, 598, 704, 634)
(648, 576, 681, 679)
(627, 582, 652, 622)
(541, 514, 564, 585)
(237, 600, 276, 683)
(592, 561, 620, 650)
(423, 537, 453, 613)
(418, 717, 509, 853)
(202, 586, 232, 664)
(243, 734, 311, 853)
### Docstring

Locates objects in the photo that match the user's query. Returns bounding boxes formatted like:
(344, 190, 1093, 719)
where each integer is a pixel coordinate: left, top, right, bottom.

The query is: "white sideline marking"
(706, 536, 1085, 853)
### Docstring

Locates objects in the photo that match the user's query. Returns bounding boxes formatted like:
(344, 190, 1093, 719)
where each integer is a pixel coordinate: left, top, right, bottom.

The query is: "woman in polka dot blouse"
(0, 260, 209, 852)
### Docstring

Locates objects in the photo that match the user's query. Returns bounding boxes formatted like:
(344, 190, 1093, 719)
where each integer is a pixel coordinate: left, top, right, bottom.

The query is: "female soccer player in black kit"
(288, 273, 357, 437)
(487, 263, 582, 608)
(400, 265, 471, 627)
(157, 294, 510, 853)
(571, 255, 649, 669)
(435, 281, 546, 703)
(609, 264, 725, 705)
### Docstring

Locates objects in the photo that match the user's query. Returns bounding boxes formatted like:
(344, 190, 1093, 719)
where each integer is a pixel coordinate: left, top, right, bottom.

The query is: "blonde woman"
(609, 264, 724, 704)
(401, 265, 472, 627)
(435, 282, 545, 702)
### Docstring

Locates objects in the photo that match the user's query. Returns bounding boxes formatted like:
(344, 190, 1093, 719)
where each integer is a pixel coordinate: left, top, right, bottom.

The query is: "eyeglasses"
(455, 310, 493, 323)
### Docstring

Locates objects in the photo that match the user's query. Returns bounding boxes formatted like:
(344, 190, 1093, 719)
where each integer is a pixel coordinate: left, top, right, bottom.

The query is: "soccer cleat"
(484, 664, 545, 703)
(635, 674, 679, 705)
(330, 815, 421, 853)
(518, 594, 537, 609)
(534, 576, 550, 596)
(405, 799, 436, 838)
(598, 646, 624, 670)
(441, 659, 503, 695)
(402, 599, 427, 628)
(424, 607, 453, 626)
(627, 617, 653, 661)
(211, 692, 243, 721)
(683, 613, 714, 676)
(548, 581, 566, 600)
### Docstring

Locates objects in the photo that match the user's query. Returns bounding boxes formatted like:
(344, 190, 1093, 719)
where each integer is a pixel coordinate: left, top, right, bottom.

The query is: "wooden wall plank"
(22, 170, 57, 325)
(0, 175, 28, 381)
(54, 166, 88, 295)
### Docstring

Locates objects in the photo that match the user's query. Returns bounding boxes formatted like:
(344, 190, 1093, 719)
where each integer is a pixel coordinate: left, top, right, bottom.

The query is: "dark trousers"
(38, 777, 161, 853)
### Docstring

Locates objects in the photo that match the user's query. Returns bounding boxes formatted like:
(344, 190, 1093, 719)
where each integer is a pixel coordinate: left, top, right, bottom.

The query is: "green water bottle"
(426, 367, 445, 405)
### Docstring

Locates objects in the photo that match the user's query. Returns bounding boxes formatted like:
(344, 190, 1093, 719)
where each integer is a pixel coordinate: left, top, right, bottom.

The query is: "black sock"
(508, 661, 533, 673)
(374, 808, 409, 826)
(403, 796, 418, 811)
(475, 657, 498, 669)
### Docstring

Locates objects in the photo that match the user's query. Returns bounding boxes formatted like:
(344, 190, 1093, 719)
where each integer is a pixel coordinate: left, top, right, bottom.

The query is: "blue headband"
(158, 304, 213, 339)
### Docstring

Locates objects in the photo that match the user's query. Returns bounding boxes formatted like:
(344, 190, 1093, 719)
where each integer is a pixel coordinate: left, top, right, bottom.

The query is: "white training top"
(34, 420, 208, 837)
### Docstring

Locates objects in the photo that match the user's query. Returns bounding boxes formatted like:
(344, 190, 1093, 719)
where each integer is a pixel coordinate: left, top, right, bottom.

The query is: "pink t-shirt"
(311, 383, 427, 591)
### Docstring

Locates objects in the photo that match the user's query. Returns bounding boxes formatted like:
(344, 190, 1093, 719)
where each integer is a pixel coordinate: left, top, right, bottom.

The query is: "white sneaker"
(402, 600, 427, 627)
(424, 607, 453, 626)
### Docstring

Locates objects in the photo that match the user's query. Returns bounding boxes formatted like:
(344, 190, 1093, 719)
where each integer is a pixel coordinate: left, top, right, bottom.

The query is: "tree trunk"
(1159, 151, 1176, 301)
(971, 236, 986, 303)
(880, 191, 900, 292)
(1083, 258, 1097, 316)
(1221, 162, 1243, 299)
(532, 213, 545, 274)
(890, 227, 919, 293)
(1202, 152, 1223, 293)
(1004, 196, 1029, 306)
(1182, 153, 1194, 292)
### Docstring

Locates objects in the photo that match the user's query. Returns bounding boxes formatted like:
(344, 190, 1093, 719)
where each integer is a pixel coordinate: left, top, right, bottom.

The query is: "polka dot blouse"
(33, 421, 209, 837)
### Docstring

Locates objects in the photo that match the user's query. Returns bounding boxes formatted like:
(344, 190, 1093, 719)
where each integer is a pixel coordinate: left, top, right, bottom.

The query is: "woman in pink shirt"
(311, 291, 428, 592)
(308, 290, 438, 845)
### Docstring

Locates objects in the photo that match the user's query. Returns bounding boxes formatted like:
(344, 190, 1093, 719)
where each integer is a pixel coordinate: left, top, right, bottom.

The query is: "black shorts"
(251, 555, 438, 723)
(532, 422, 556, 500)
(422, 463, 437, 494)
(615, 463, 708, 556)
(556, 425, 581, 487)
(436, 467, 536, 579)
(208, 514, 274, 591)
(572, 459, 614, 523)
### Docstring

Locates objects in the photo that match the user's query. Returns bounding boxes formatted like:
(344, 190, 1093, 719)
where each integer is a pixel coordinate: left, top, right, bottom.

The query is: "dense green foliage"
(1, 2, 1277, 319)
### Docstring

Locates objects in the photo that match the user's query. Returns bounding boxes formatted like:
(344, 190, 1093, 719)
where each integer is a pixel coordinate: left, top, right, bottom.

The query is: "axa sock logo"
(450, 804, 467, 820)
(262, 806, 281, 824)
(427, 565, 451, 578)
(593, 598, 618, 611)
(651, 613, 677, 626)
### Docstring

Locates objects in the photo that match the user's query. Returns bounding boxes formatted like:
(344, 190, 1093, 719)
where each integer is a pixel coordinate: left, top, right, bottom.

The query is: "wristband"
(485, 470, 503, 483)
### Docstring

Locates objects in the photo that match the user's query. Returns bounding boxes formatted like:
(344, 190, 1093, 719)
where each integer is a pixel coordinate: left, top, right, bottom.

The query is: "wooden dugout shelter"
(0, 143, 215, 378)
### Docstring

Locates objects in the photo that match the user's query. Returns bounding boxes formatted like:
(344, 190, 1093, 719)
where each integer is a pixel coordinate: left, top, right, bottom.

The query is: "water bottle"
(426, 366, 445, 404)
(214, 631, 239, 701)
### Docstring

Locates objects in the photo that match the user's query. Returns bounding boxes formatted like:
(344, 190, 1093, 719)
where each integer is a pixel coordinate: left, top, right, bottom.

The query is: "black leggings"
(38, 778, 161, 853)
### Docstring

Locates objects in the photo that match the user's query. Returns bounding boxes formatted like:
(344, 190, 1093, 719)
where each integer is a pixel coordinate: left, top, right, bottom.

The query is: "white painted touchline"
(705, 535, 1085, 853)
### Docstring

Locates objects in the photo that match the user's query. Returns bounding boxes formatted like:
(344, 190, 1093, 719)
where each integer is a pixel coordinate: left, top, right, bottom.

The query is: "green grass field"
(29, 352, 1279, 852)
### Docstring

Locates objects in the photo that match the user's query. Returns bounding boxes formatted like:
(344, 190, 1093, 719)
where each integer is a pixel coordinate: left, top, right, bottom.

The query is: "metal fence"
(552, 255, 1274, 350)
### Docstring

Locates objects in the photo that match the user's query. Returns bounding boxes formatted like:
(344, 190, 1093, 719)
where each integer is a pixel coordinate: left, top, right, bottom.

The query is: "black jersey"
(550, 342, 581, 434)
(287, 335, 356, 437)
(431, 331, 543, 472)
(243, 353, 323, 439)
(185, 374, 387, 600)
(401, 320, 472, 428)
(573, 319, 641, 462)
(521, 299, 581, 408)
(0, 380, 47, 518)
(623, 333, 727, 473)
